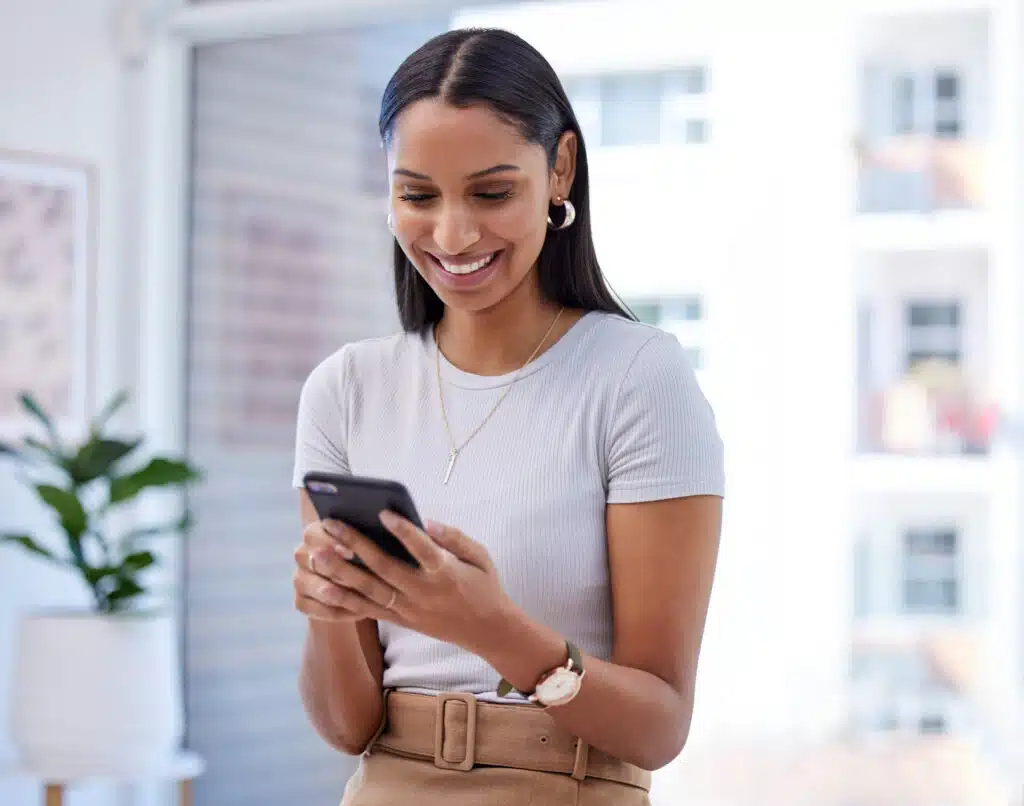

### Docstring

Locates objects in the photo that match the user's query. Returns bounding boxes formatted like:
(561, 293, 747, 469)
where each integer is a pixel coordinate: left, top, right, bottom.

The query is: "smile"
(433, 251, 499, 276)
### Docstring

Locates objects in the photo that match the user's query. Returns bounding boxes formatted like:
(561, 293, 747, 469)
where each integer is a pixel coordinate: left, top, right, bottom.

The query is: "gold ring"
(385, 589, 398, 610)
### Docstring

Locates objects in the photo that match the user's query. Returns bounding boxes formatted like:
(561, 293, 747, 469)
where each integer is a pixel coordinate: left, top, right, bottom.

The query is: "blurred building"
(457, 1, 1024, 804)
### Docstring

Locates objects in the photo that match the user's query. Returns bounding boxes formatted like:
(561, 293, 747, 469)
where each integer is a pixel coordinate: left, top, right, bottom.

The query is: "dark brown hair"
(378, 28, 633, 332)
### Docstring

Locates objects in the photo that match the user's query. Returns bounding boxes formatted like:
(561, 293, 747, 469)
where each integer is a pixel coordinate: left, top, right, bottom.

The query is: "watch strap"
(496, 640, 583, 698)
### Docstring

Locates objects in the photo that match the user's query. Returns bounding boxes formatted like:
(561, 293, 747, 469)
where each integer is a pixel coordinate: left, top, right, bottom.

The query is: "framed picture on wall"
(0, 150, 96, 435)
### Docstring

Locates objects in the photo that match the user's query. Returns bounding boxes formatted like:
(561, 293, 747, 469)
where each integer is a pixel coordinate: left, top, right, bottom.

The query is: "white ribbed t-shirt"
(292, 311, 725, 701)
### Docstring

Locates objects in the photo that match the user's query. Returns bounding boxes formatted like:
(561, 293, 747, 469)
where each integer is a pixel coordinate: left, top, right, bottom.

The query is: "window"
(902, 527, 960, 615)
(661, 67, 710, 145)
(934, 70, 962, 138)
(600, 73, 663, 146)
(626, 295, 705, 370)
(564, 66, 711, 148)
(891, 73, 916, 135)
(883, 68, 963, 139)
(851, 647, 958, 736)
(903, 300, 962, 371)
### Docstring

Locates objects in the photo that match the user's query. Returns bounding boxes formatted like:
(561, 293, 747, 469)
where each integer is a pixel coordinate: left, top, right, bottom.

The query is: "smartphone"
(302, 471, 422, 568)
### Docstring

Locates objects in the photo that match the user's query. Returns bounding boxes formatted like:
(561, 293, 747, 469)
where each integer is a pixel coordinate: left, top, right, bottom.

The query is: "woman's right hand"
(293, 518, 397, 623)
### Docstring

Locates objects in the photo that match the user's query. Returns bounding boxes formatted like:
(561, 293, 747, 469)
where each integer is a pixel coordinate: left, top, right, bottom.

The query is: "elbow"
(298, 677, 381, 757)
(321, 728, 375, 757)
(305, 706, 379, 757)
(635, 732, 688, 772)
(635, 696, 692, 771)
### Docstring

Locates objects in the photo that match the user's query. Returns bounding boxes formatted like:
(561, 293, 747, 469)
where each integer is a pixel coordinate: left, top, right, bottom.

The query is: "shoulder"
(580, 312, 696, 385)
(300, 330, 427, 398)
(590, 316, 724, 500)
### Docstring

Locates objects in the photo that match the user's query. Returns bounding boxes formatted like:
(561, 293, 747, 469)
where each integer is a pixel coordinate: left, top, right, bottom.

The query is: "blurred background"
(1, 0, 1023, 804)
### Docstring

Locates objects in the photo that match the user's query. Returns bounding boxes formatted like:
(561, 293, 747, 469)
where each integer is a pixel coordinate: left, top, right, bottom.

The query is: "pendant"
(443, 450, 458, 485)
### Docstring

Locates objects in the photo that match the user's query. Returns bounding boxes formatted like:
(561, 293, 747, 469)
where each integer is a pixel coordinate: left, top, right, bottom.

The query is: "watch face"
(539, 668, 581, 704)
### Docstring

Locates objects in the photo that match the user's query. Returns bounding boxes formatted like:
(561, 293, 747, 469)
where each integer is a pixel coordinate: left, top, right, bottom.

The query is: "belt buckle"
(433, 692, 477, 772)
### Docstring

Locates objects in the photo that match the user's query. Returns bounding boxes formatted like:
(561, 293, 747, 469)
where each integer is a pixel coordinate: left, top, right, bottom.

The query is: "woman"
(291, 27, 724, 805)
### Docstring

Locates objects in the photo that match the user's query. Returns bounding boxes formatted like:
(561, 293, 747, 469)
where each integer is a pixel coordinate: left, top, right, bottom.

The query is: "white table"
(2, 751, 205, 806)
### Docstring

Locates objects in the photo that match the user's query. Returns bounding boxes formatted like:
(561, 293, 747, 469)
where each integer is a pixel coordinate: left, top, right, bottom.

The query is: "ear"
(550, 130, 578, 202)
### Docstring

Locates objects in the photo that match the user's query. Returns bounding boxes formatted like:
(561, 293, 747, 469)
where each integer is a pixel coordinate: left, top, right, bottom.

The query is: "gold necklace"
(436, 307, 565, 484)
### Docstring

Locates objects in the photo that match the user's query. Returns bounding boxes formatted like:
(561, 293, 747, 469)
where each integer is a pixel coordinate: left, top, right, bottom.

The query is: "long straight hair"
(378, 28, 634, 332)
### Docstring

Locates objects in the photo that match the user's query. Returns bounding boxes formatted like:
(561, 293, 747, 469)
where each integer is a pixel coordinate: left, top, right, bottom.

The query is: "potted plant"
(0, 391, 202, 772)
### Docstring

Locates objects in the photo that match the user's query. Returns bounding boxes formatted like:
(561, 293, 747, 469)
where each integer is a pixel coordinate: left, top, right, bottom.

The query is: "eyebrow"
(392, 164, 521, 182)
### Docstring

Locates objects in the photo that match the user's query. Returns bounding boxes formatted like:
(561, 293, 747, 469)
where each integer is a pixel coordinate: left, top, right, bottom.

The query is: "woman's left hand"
(319, 512, 510, 652)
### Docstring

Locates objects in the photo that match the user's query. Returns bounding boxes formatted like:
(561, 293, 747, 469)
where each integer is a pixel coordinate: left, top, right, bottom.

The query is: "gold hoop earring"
(546, 198, 576, 231)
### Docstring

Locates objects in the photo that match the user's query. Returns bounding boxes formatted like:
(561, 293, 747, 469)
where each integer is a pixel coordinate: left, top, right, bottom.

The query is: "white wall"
(0, 1, 142, 804)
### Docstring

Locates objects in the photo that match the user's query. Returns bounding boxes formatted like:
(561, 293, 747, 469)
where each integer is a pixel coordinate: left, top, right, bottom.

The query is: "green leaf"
(109, 458, 202, 505)
(69, 437, 142, 485)
(1, 534, 59, 563)
(19, 393, 60, 446)
(36, 485, 88, 537)
(122, 550, 157, 572)
(107, 575, 145, 604)
(84, 564, 118, 587)
(93, 390, 130, 430)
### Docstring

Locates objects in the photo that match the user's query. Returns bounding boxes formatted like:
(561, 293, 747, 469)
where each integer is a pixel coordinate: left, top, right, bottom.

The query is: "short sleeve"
(292, 348, 350, 489)
(605, 332, 725, 504)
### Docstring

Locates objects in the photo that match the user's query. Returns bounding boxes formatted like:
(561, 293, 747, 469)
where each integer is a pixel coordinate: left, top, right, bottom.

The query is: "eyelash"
(397, 191, 514, 204)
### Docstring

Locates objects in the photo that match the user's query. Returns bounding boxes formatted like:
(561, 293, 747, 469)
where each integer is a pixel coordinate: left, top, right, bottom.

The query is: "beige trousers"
(339, 691, 651, 806)
(340, 749, 651, 806)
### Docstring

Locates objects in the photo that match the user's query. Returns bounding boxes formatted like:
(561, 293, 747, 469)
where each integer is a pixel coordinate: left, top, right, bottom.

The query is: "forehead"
(388, 99, 544, 179)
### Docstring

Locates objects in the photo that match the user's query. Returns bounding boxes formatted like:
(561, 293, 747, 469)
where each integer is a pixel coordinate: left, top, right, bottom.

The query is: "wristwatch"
(497, 640, 586, 708)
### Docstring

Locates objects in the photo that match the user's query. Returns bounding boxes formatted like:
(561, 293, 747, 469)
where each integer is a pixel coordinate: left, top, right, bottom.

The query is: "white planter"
(9, 611, 183, 772)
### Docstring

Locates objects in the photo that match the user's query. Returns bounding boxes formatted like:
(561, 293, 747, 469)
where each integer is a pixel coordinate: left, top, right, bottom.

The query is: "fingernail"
(425, 520, 444, 538)
(323, 520, 343, 539)
(379, 510, 398, 528)
(334, 544, 354, 561)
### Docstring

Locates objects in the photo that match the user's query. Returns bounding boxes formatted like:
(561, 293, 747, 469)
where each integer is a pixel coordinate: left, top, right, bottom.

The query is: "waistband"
(369, 690, 651, 792)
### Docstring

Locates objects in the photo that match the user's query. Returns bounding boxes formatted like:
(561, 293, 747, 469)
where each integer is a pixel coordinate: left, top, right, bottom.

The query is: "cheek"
(487, 198, 547, 245)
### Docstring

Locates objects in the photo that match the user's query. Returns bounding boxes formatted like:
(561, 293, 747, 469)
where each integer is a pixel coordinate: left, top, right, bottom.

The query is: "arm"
(479, 494, 722, 771)
(296, 490, 386, 755)
(484, 333, 724, 769)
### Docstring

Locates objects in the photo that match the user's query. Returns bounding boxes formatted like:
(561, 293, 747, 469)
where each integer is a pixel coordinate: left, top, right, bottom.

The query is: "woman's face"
(386, 99, 574, 315)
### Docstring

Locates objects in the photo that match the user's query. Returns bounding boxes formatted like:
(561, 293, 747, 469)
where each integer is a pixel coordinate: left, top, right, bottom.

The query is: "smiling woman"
(290, 27, 725, 806)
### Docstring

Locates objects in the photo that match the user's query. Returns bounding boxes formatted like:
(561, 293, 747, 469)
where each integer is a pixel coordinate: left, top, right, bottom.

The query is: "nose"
(432, 202, 480, 256)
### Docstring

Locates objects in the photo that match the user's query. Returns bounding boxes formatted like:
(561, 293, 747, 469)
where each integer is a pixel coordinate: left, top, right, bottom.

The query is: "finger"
(331, 559, 401, 611)
(296, 569, 384, 616)
(297, 539, 356, 583)
(326, 518, 418, 587)
(378, 511, 450, 573)
(424, 520, 491, 570)
(295, 593, 362, 623)
(296, 587, 396, 625)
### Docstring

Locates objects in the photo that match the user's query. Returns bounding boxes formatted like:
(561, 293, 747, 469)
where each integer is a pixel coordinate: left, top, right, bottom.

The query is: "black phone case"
(302, 471, 421, 567)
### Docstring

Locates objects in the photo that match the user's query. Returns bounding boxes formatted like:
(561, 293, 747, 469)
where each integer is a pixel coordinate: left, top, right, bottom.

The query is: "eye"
(476, 190, 514, 202)
(398, 192, 435, 204)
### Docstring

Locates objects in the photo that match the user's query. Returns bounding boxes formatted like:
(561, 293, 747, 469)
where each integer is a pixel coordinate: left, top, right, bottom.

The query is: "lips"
(428, 250, 500, 276)
(425, 249, 505, 290)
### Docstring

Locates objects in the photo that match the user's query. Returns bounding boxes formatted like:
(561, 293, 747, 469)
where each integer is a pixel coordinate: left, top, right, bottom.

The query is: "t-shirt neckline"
(429, 310, 602, 391)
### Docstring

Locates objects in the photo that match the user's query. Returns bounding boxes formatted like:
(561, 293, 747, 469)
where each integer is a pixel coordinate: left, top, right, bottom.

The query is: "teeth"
(439, 252, 497, 275)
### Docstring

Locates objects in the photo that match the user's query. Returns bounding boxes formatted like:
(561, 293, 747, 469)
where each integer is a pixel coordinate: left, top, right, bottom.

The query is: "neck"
(436, 281, 571, 376)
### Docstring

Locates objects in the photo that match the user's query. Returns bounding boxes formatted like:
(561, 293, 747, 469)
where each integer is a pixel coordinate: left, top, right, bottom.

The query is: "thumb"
(425, 521, 490, 569)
